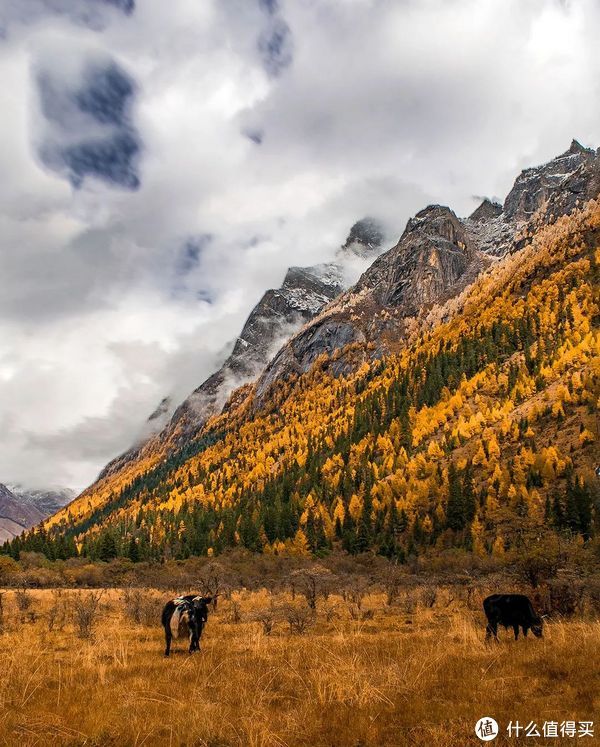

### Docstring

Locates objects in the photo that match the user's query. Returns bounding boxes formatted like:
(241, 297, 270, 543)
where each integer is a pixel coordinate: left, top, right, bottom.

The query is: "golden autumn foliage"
(29, 200, 600, 562)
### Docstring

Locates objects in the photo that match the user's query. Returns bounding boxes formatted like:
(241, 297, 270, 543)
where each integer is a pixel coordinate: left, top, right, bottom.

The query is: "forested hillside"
(7, 195, 599, 564)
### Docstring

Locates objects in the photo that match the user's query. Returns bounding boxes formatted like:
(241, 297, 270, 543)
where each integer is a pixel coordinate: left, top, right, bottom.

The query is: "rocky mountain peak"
(148, 397, 171, 422)
(567, 138, 592, 155)
(469, 198, 503, 222)
(341, 217, 385, 256)
(503, 139, 598, 221)
(255, 143, 600, 403)
(359, 205, 474, 311)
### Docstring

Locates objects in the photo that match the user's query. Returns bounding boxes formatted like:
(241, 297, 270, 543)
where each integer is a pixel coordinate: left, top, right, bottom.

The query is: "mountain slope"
(9, 142, 600, 562)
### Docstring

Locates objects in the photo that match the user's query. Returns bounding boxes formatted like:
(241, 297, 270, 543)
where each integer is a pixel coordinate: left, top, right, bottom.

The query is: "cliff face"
(503, 140, 599, 222)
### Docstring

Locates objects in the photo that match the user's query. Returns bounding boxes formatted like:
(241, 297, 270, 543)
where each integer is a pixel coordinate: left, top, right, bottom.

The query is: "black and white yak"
(161, 595, 215, 656)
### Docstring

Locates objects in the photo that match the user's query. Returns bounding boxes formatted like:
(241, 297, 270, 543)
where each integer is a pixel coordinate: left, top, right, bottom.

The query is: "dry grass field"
(0, 586, 598, 747)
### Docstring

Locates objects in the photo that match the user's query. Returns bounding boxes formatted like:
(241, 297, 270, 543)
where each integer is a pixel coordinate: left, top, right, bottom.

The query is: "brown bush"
(285, 604, 314, 634)
(401, 590, 417, 614)
(14, 587, 33, 614)
(420, 586, 438, 608)
(547, 579, 585, 618)
(255, 602, 278, 635)
(47, 589, 69, 632)
(226, 600, 242, 624)
(73, 590, 104, 639)
(122, 587, 162, 626)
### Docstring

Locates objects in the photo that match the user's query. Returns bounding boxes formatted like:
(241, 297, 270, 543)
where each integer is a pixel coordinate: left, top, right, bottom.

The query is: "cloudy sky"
(0, 0, 598, 492)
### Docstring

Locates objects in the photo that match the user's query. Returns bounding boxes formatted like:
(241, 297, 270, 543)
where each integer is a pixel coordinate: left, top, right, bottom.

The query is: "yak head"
(191, 596, 214, 625)
(531, 616, 544, 638)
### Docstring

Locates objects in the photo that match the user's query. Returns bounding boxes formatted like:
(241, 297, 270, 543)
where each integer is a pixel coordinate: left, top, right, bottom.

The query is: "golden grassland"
(0, 587, 598, 747)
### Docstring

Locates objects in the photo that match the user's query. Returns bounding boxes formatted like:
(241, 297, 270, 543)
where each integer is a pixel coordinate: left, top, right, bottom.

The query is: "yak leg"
(523, 626, 529, 638)
(164, 625, 172, 657)
(513, 624, 519, 640)
(486, 622, 498, 641)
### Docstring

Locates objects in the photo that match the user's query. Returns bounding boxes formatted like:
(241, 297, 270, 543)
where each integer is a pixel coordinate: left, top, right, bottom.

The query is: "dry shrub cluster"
(72, 590, 105, 639)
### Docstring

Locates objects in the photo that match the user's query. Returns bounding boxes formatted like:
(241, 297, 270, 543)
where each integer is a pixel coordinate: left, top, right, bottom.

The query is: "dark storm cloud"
(243, 127, 264, 144)
(0, 0, 134, 36)
(258, 17, 293, 77)
(176, 236, 212, 276)
(36, 60, 141, 189)
(99, 0, 134, 15)
(258, 0, 279, 16)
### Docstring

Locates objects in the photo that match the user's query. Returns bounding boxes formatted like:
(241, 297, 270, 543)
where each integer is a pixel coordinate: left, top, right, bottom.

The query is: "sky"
(0, 0, 598, 492)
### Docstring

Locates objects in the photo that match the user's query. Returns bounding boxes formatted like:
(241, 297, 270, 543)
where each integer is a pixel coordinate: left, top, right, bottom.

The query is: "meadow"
(0, 583, 598, 747)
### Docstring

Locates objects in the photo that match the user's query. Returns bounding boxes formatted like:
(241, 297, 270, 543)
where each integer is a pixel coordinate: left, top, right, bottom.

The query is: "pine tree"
(127, 536, 140, 562)
(446, 462, 465, 532)
(97, 531, 118, 562)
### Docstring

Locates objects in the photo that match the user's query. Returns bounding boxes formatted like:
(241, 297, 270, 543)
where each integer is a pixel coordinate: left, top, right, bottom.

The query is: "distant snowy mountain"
(0, 484, 74, 543)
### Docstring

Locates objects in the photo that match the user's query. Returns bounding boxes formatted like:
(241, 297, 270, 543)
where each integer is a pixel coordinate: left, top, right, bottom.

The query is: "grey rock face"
(165, 262, 345, 441)
(254, 207, 477, 402)
(359, 206, 473, 312)
(255, 319, 365, 402)
(342, 217, 385, 256)
(469, 199, 502, 222)
(503, 140, 598, 222)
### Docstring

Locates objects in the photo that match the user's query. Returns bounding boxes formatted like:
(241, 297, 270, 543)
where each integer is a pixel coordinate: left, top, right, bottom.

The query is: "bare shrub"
(14, 586, 37, 622)
(547, 579, 585, 618)
(586, 580, 600, 616)
(346, 578, 369, 610)
(347, 603, 361, 621)
(401, 590, 417, 614)
(255, 602, 278, 635)
(290, 566, 335, 611)
(47, 589, 68, 632)
(464, 584, 481, 611)
(420, 585, 438, 609)
(14, 586, 32, 614)
(122, 587, 161, 626)
(227, 600, 242, 624)
(285, 605, 314, 635)
(361, 609, 375, 621)
(196, 562, 227, 610)
(322, 601, 339, 622)
(382, 569, 403, 606)
(73, 590, 104, 639)
(511, 534, 563, 588)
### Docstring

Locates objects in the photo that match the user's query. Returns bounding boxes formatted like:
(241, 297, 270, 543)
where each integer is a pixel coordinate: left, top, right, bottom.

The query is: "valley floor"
(0, 588, 598, 746)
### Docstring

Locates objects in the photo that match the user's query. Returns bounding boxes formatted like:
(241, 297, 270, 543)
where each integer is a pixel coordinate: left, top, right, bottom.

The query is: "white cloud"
(0, 0, 598, 490)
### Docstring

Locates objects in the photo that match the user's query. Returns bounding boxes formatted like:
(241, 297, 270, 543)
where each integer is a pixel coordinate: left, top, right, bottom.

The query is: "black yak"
(483, 593, 544, 641)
